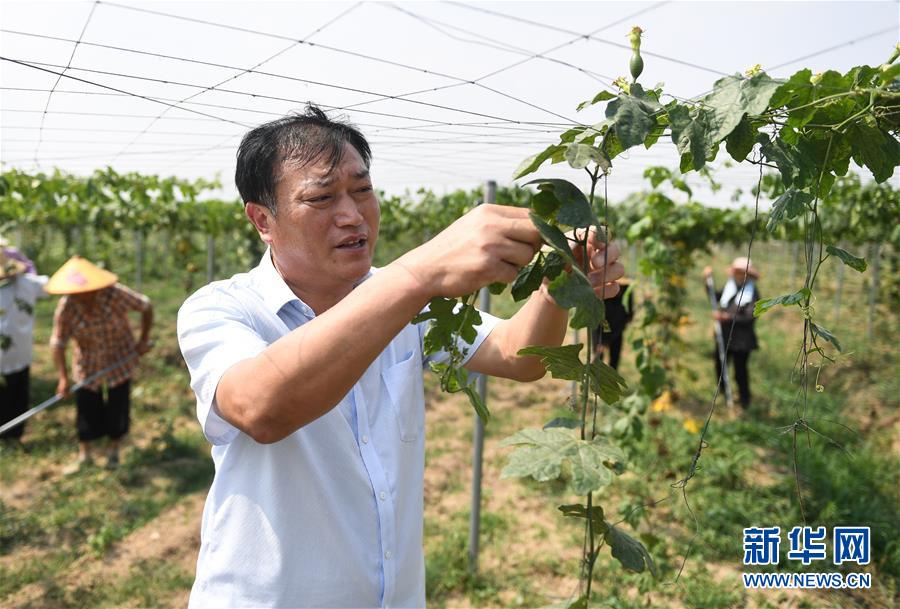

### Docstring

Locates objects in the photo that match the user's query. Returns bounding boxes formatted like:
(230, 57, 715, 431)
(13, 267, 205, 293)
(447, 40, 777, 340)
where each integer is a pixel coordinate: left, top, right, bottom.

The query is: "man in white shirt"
(177, 105, 623, 608)
(0, 247, 48, 442)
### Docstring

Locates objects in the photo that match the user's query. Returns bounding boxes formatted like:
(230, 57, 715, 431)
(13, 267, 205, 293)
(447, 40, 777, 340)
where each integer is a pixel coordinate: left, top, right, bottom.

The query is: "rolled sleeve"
(177, 286, 269, 445)
(418, 303, 502, 368)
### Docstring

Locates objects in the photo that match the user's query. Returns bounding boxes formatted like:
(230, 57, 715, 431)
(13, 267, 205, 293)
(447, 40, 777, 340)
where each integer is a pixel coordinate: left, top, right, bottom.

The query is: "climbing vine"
(419, 29, 899, 606)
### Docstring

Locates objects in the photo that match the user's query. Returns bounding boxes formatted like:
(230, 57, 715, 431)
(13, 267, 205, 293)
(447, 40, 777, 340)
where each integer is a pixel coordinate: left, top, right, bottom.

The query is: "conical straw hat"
(45, 256, 118, 295)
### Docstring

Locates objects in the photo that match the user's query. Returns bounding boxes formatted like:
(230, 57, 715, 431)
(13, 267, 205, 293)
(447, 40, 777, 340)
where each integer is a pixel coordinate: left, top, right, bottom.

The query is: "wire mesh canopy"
(1, 1, 897, 202)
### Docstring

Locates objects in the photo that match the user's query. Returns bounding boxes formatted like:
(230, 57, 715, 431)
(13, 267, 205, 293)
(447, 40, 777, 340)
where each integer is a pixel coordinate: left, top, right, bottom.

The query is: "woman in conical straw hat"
(47, 256, 154, 472)
(1, 247, 48, 444)
(702, 256, 762, 410)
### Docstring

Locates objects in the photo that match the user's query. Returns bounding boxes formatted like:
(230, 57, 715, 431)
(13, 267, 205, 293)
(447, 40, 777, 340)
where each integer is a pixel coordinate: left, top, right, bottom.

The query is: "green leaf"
(811, 323, 842, 352)
(488, 282, 507, 295)
(574, 120, 611, 145)
(576, 90, 615, 111)
(558, 504, 607, 532)
(564, 143, 603, 170)
(770, 68, 813, 109)
(548, 271, 603, 329)
(529, 213, 577, 265)
(758, 134, 803, 187)
(879, 62, 900, 84)
(526, 179, 597, 228)
(606, 95, 655, 150)
(462, 383, 491, 423)
(754, 288, 811, 317)
(539, 596, 588, 609)
(542, 251, 566, 281)
(518, 344, 586, 382)
(643, 166, 670, 188)
(544, 418, 581, 430)
(851, 122, 896, 183)
(604, 524, 657, 575)
(702, 73, 780, 143)
(413, 298, 483, 354)
(518, 344, 628, 403)
(766, 188, 812, 232)
(514, 144, 564, 180)
(531, 189, 560, 220)
(826, 245, 867, 272)
(511, 256, 545, 301)
(668, 104, 712, 171)
(431, 362, 491, 423)
(500, 428, 626, 495)
(725, 115, 756, 162)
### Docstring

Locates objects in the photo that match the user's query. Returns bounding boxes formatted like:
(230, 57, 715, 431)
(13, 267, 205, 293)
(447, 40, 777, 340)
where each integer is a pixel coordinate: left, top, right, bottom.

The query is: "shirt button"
(361, 435, 369, 444)
(379, 491, 387, 501)
(384, 550, 392, 559)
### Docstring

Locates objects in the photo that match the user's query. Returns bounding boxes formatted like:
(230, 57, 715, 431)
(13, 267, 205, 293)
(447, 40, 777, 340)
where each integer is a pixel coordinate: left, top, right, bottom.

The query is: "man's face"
(263, 143, 380, 292)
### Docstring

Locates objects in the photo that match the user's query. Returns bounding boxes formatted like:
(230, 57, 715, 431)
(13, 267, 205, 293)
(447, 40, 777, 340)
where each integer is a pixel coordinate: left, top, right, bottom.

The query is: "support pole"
(833, 242, 844, 325)
(468, 180, 496, 576)
(789, 241, 800, 289)
(134, 230, 144, 291)
(867, 243, 880, 341)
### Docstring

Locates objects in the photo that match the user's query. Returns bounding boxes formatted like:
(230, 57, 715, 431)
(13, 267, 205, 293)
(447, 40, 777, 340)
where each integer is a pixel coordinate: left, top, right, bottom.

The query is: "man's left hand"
(571, 229, 624, 300)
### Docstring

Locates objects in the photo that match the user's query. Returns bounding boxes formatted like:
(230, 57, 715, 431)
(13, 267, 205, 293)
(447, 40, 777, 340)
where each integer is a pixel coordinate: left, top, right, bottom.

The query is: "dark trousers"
(604, 333, 624, 371)
(714, 349, 751, 408)
(75, 380, 131, 442)
(0, 367, 29, 439)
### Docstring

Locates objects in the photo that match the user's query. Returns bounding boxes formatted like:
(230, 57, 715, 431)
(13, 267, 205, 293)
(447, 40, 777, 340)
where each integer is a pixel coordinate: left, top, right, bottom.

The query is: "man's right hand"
(56, 377, 70, 397)
(394, 205, 542, 299)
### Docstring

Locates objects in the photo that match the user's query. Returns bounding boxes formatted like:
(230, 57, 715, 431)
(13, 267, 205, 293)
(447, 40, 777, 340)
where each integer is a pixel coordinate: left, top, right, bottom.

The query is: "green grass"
(1, 240, 897, 609)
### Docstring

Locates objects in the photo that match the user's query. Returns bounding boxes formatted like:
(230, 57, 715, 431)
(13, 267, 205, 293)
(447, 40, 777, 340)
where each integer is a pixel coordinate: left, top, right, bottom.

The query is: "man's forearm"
(466, 283, 569, 381)
(216, 263, 432, 444)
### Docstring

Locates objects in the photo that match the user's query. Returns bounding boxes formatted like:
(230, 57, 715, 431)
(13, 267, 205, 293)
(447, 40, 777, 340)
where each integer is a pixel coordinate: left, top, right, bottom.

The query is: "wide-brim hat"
(45, 256, 118, 295)
(728, 256, 760, 279)
(0, 249, 28, 281)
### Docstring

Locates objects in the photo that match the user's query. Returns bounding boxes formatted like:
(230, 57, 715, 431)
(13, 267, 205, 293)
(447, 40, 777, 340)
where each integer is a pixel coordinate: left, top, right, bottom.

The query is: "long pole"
(468, 180, 495, 576)
(0, 352, 139, 436)
(705, 275, 734, 408)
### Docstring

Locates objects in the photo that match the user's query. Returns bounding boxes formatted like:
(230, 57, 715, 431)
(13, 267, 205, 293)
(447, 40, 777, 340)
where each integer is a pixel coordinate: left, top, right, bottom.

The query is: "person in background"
(0, 246, 48, 444)
(1, 236, 37, 274)
(703, 257, 761, 409)
(592, 277, 634, 370)
(47, 256, 153, 471)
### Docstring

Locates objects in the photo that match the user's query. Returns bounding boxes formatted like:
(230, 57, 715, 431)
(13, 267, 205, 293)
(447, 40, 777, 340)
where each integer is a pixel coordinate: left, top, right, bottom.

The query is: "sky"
(1, 0, 898, 207)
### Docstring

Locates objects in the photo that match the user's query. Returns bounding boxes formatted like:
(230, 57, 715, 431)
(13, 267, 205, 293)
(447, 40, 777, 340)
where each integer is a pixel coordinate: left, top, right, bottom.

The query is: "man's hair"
(235, 105, 371, 215)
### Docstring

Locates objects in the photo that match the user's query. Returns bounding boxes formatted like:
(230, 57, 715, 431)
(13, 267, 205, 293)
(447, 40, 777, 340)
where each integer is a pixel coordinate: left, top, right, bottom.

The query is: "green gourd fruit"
(629, 26, 644, 82)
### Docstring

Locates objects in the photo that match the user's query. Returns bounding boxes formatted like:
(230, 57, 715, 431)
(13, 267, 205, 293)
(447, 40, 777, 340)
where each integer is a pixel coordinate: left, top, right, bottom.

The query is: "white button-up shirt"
(177, 250, 499, 609)
(0, 273, 48, 375)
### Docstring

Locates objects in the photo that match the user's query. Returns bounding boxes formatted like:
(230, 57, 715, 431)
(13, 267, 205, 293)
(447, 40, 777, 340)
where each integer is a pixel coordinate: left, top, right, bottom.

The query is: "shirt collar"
(254, 248, 314, 318)
(253, 247, 376, 319)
